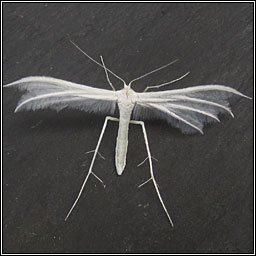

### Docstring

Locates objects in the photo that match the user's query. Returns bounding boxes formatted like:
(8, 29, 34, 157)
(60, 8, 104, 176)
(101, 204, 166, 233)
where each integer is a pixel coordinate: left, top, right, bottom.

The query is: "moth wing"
(4, 76, 117, 114)
(133, 85, 250, 134)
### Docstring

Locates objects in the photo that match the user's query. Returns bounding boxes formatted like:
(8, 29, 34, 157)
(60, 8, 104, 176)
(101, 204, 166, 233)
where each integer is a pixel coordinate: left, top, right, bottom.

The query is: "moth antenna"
(70, 40, 127, 86)
(100, 55, 116, 91)
(128, 59, 179, 87)
(143, 71, 190, 92)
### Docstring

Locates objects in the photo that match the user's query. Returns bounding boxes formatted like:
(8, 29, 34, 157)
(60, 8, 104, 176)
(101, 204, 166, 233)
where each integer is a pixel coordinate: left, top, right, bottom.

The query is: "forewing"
(4, 76, 117, 114)
(133, 85, 250, 134)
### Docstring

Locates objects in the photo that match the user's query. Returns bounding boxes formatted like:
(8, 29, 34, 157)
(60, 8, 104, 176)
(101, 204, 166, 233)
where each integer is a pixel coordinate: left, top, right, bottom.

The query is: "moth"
(4, 41, 251, 226)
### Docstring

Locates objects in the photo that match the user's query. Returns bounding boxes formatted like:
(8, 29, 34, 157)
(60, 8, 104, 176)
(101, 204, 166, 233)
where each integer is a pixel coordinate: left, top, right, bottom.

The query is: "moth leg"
(65, 116, 119, 221)
(129, 120, 174, 227)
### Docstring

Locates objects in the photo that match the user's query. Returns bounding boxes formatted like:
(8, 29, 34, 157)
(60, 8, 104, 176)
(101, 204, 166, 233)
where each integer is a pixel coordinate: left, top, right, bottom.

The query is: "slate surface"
(3, 2, 254, 254)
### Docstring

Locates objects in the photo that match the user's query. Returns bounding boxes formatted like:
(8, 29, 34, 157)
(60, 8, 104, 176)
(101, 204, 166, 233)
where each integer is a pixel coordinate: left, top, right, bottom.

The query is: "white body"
(115, 87, 137, 175)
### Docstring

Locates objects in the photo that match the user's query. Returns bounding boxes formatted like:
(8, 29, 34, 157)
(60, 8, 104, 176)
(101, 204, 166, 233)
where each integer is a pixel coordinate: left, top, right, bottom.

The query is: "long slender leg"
(129, 120, 174, 227)
(65, 116, 119, 221)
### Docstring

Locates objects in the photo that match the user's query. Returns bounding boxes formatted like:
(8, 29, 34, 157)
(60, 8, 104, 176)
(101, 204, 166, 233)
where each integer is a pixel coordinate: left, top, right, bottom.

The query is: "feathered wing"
(4, 76, 117, 114)
(133, 85, 251, 134)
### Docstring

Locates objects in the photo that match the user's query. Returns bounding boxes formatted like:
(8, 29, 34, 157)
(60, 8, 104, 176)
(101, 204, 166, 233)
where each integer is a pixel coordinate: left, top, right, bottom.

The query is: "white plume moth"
(4, 41, 251, 226)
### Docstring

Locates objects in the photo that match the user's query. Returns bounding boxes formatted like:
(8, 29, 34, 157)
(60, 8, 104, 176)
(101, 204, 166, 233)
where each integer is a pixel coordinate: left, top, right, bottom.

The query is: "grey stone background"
(3, 2, 254, 253)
